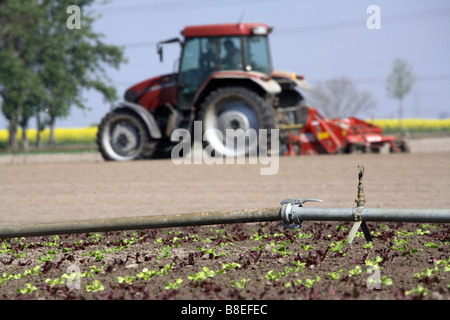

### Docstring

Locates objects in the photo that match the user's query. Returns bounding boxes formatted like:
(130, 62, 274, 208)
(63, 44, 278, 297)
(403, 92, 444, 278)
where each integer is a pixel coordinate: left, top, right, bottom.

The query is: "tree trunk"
(398, 99, 403, 133)
(35, 109, 42, 149)
(7, 107, 20, 151)
(21, 123, 29, 152)
(48, 115, 56, 148)
(8, 119, 18, 151)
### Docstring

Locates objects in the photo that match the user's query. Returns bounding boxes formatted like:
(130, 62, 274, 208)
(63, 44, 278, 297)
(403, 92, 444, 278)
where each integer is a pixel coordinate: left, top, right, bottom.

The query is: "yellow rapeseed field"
(0, 127, 98, 145)
(367, 118, 450, 133)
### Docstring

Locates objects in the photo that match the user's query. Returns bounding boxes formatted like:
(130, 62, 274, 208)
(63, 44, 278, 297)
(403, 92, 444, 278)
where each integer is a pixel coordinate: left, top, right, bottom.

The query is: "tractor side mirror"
(157, 45, 163, 62)
(156, 37, 182, 63)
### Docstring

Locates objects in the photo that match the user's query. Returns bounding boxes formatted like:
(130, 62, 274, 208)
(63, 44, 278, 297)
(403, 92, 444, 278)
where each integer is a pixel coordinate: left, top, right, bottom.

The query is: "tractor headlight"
(252, 26, 268, 35)
(124, 90, 137, 103)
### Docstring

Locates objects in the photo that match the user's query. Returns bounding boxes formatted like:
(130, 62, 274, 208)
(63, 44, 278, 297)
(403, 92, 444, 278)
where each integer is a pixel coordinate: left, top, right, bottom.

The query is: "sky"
(2, 0, 450, 129)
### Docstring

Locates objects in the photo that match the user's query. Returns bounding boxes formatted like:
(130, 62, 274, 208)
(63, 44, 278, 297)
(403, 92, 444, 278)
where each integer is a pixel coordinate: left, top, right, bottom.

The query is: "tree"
(0, 0, 127, 150)
(305, 76, 376, 118)
(386, 58, 415, 129)
(0, 1, 45, 150)
(38, 1, 126, 147)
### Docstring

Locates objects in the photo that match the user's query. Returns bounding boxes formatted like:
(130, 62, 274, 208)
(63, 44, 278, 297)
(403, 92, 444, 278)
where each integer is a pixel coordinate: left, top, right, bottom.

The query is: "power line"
(276, 7, 450, 35)
(116, 6, 450, 49)
(122, 41, 158, 49)
(341, 76, 450, 84)
(92, 0, 284, 14)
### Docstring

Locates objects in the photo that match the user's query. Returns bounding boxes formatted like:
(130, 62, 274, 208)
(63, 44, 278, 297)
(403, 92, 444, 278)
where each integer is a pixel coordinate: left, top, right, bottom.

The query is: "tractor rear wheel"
(198, 87, 276, 157)
(97, 109, 156, 161)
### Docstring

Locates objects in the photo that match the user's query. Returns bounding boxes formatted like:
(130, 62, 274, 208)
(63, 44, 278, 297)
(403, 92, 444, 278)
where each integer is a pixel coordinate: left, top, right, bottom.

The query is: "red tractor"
(97, 23, 310, 160)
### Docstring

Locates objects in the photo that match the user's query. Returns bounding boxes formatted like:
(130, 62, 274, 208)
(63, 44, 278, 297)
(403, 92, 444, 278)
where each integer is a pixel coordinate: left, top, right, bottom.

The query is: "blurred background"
(1, 0, 449, 131)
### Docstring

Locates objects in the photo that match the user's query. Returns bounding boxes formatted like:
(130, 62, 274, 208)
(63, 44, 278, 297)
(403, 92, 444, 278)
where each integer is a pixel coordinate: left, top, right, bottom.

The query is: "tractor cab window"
(179, 37, 219, 108)
(177, 35, 272, 109)
(219, 37, 242, 71)
(244, 36, 271, 75)
(179, 37, 218, 88)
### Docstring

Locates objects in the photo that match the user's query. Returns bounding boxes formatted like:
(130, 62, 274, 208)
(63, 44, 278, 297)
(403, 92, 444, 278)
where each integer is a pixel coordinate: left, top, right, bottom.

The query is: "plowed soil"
(0, 137, 449, 301)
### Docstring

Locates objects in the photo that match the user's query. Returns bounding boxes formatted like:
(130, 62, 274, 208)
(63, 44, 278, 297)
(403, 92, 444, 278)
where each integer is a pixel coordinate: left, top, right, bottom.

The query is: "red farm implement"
(281, 106, 409, 156)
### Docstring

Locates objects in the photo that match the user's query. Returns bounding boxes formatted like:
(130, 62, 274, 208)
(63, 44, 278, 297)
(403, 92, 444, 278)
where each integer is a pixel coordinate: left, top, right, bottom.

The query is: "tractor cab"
(159, 23, 274, 110)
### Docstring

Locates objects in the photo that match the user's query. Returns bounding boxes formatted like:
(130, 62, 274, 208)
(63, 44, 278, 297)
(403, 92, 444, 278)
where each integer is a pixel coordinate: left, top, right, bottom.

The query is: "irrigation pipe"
(1, 206, 449, 240)
(281, 207, 450, 225)
(0, 208, 280, 239)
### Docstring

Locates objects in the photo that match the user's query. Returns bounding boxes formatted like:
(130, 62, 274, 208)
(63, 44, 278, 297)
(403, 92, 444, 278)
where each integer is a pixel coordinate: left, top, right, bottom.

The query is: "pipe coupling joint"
(280, 198, 323, 229)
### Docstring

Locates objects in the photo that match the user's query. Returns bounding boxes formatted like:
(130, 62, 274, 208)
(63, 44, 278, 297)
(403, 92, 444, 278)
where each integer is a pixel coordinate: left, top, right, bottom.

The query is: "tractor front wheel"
(97, 110, 155, 161)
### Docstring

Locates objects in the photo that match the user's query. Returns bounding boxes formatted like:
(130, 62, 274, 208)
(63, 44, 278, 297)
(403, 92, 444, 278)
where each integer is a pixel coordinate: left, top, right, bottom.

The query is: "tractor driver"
(221, 39, 241, 70)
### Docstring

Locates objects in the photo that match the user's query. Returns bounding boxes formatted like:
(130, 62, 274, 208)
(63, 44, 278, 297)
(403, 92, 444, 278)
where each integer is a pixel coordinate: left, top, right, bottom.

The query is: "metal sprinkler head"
(355, 163, 366, 208)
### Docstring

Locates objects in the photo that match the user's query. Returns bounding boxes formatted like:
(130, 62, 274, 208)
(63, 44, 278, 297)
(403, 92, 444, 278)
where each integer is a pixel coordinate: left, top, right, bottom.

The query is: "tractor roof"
(181, 22, 272, 38)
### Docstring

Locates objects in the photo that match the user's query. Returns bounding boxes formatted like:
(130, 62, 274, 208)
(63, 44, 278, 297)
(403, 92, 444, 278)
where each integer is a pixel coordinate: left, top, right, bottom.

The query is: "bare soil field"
(0, 137, 449, 302)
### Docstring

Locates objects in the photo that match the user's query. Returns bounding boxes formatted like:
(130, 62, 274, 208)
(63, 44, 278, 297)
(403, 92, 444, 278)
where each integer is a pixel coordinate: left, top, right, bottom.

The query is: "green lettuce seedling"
(165, 278, 183, 290)
(424, 242, 439, 248)
(348, 265, 362, 277)
(328, 269, 344, 280)
(406, 284, 430, 296)
(231, 278, 250, 289)
(188, 267, 218, 282)
(17, 283, 37, 294)
(116, 276, 137, 284)
(304, 276, 321, 288)
(85, 280, 104, 292)
(222, 262, 241, 270)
